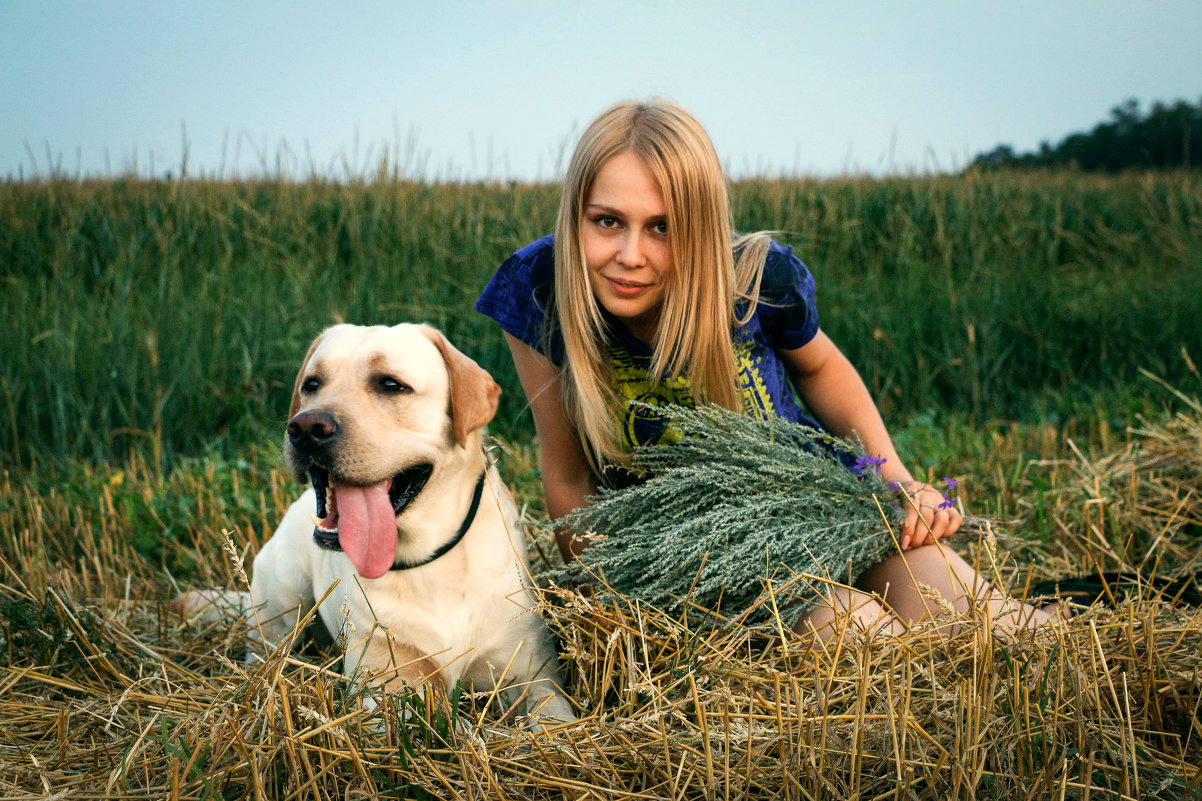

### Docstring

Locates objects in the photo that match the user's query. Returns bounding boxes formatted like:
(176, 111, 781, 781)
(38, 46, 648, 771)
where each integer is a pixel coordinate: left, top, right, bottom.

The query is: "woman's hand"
(897, 480, 962, 550)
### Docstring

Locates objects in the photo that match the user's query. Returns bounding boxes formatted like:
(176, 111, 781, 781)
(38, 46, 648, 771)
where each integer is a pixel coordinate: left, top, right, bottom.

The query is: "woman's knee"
(856, 544, 988, 621)
(860, 544, 979, 592)
(793, 586, 905, 642)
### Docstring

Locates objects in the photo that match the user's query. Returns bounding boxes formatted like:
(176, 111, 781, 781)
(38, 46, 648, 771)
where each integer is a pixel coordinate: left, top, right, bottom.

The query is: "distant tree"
(973, 143, 1018, 169)
(972, 97, 1202, 171)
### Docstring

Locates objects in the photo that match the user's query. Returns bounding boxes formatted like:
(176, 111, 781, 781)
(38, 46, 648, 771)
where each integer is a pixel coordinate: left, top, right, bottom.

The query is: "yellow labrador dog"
(178, 323, 573, 724)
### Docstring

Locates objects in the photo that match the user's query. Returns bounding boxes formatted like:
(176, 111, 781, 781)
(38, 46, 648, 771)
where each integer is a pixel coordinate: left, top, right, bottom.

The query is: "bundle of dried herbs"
(552, 404, 904, 627)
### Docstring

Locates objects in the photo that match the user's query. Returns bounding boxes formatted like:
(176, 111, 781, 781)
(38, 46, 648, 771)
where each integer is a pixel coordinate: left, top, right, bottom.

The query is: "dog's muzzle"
(287, 409, 339, 456)
(309, 463, 433, 551)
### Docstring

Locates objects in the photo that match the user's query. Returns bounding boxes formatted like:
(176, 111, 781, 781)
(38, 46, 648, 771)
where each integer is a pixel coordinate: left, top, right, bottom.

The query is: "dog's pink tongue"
(332, 480, 396, 579)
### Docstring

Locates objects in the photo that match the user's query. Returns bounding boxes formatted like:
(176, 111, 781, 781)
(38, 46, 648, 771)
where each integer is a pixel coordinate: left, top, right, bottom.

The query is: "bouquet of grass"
(551, 404, 904, 628)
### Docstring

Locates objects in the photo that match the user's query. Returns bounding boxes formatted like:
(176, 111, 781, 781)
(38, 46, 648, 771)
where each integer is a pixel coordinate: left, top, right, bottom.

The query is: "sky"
(2, 1, 1200, 182)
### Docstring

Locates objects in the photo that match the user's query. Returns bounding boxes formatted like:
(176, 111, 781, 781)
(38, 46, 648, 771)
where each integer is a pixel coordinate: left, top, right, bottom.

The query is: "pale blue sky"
(3, 1, 1200, 181)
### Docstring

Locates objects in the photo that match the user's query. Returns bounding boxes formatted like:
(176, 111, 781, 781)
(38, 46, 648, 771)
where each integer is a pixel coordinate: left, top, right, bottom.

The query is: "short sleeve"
(474, 235, 562, 362)
(754, 241, 819, 350)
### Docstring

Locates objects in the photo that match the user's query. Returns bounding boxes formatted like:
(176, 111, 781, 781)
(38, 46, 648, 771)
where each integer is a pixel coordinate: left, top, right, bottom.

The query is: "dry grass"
(2, 406, 1201, 799)
(1010, 372, 1202, 584)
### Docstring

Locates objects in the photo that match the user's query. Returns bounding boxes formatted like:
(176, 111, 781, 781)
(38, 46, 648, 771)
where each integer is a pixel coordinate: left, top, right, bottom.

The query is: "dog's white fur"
(177, 323, 573, 723)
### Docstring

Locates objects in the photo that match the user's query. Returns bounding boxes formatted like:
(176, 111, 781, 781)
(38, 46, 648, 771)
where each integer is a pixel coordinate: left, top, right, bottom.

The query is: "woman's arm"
(779, 329, 961, 549)
(504, 333, 599, 562)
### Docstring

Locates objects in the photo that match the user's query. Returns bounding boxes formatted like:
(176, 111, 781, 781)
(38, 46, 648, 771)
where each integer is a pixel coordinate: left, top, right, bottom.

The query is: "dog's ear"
(289, 330, 327, 419)
(421, 326, 501, 446)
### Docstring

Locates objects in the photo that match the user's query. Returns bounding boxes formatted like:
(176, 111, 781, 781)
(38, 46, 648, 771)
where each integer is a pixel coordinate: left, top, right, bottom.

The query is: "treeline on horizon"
(973, 97, 1202, 172)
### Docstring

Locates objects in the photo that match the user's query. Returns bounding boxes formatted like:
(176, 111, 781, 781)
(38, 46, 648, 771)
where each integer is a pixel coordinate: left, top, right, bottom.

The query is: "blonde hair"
(553, 98, 773, 475)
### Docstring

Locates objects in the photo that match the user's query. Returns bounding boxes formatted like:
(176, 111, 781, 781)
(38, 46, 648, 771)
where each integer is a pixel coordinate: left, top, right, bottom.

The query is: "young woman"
(476, 99, 1054, 639)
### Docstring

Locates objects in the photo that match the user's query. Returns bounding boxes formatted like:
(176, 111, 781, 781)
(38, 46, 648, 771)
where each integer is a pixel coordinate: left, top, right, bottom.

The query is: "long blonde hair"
(553, 98, 773, 475)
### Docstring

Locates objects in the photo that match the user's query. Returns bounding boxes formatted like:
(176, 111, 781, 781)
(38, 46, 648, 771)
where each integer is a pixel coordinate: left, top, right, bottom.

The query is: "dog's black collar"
(389, 470, 486, 572)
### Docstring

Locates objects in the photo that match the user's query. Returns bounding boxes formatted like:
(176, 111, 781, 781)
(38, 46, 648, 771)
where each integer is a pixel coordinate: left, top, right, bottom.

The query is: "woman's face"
(581, 150, 675, 343)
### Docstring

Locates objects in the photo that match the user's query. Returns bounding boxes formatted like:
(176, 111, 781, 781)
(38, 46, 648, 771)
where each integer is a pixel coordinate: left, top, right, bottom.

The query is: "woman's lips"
(606, 276, 650, 297)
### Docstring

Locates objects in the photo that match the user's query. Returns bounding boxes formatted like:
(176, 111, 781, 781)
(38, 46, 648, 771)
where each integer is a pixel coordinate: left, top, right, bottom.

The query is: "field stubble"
(0, 396, 1200, 797)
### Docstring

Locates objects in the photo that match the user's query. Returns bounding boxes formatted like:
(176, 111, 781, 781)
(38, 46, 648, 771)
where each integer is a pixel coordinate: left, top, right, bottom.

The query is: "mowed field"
(1, 173, 1201, 798)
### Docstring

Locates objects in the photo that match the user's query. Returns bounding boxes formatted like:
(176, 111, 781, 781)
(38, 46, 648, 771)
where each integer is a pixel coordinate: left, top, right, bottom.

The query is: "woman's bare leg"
(793, 586, 907, 643)
(856, 544, 1054, 632)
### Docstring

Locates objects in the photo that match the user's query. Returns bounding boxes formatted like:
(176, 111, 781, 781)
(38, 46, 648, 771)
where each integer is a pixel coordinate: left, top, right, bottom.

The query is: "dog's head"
(283, 323, 501, 578)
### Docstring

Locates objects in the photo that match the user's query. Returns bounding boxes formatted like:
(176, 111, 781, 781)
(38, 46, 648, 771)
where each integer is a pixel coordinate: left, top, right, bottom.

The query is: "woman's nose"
(616, 232, 645, 267)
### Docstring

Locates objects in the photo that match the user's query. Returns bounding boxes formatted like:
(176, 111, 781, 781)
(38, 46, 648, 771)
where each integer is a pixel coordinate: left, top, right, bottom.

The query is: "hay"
(2, 406, 1201, 799)
(1012, 373, 1202, 582)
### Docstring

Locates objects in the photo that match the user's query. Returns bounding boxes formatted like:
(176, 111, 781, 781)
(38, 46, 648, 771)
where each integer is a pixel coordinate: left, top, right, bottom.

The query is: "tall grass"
(2, 171, 1200, 465)
(734, 172, 1202, 420)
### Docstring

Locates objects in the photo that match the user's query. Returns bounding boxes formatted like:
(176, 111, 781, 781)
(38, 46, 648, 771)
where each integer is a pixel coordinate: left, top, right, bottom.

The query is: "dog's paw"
(172, 589, 253, 624)
(522, 694, 578, 731)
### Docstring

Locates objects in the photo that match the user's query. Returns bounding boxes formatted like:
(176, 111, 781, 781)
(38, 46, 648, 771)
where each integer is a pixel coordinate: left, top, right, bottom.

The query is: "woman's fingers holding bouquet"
(898, 481, 962, 549)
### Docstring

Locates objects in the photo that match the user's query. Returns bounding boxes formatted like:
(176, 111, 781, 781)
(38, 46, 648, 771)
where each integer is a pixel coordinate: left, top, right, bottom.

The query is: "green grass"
(2, 171, 1200, 467)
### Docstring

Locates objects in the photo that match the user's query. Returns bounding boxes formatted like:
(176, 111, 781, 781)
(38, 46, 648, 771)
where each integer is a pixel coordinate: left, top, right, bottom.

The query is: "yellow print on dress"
(734, 335, 775, 420)
(611, 336, 775, 451)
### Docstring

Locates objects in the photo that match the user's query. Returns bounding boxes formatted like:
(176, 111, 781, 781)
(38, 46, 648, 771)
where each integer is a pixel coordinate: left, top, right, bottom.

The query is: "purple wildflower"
(938, 476, 960, 509)
(852, 453, 887, 476)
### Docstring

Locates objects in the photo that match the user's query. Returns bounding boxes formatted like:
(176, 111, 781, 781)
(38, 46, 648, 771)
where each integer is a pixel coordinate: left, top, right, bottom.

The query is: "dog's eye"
(378, 376, 412, 394)
(300, 377, 321, 394)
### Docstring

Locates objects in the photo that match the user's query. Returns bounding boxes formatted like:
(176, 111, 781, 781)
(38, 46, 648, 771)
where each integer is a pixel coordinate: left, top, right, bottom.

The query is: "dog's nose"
(287, 410, 338, 450)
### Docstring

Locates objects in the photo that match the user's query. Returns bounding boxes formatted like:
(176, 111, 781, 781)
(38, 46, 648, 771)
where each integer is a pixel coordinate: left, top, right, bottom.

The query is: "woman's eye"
(300, 378, 321, 394)
(593, 215, 620, 229)
(379, 377, 411, 394)
(651, 221, 668, 236)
